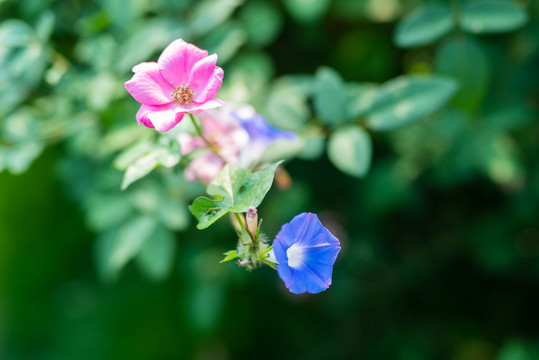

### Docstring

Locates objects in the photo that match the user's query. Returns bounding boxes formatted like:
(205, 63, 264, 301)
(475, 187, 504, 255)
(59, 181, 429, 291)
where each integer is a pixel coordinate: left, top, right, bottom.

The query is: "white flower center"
(286, 243, 305, 268)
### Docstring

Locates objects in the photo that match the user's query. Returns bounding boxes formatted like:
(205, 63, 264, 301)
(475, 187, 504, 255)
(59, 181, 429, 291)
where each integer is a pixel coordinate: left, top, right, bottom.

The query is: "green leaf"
(284, 0, 330, 23)
(366, 75, 459, 131)
(313, 67, 349, 126)
(220, 250, 238, 263)
(240, 1, 283, 47)
(394, 4, 454, 48)
(136, 225, 176, 281)
(233, 161, 283, 212)
(189, 161, 282, 229)
(120, 137, 181, 190)
(264, 79, 310, 131)
(199, 23, 247, 65)
(347, 82, 379, 120)
(189, 0, 244, 37)
(95, 216, 157, 281)
(434, 36, 489, 114)
(327, 125, 372, 178)
(189, 197, 230, 230)
(460, 0, 528, 34)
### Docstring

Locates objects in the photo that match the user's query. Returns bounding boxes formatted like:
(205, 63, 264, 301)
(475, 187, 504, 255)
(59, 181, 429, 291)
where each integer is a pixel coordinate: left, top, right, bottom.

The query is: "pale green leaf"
(394, 4, 454, 48)
(313, 67, 348, 126)
(460, 0, 528, 34)
(284, 0, 330, 23)
(366, 75, 459, 131)
(328, 125, 372, 178)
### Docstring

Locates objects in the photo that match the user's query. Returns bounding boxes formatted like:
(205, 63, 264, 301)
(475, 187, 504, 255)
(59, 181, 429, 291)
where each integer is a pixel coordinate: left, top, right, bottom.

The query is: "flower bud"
(246, 207, 258, 237)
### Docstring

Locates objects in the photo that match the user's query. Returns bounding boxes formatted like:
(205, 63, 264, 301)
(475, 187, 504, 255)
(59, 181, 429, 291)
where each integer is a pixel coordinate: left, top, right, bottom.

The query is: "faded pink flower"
(125, 39, 224, 132)
(178, 108, 249, 183)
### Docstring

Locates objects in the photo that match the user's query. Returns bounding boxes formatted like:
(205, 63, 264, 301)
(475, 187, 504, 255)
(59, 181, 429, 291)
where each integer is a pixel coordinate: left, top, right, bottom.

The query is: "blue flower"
(232, 107, 296, 167)
(273, 212, 341, 294)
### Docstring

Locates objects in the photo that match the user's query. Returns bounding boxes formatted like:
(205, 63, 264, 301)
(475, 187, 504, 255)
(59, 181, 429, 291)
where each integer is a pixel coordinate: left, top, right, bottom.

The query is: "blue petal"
(233, 112, 296, 145)
(274, 213, 341, 294)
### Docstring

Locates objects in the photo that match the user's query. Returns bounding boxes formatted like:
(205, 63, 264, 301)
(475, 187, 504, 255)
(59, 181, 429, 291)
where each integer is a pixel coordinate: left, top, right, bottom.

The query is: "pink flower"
(125, 39, 224, 132)
(178, 108, 249, 183)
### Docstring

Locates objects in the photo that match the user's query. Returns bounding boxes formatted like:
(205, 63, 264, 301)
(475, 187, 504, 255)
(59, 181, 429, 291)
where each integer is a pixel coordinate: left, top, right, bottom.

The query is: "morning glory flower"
(125, 39, 224, 132)
(273, 212, 341, 294)
(232, 106, 297, 167)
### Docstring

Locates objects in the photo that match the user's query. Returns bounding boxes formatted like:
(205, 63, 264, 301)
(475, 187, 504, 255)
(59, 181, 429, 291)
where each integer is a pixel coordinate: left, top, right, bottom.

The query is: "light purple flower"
(125, 39, 224, 132)
(232, 106, 297, 167)
(273, 212, 341, 294)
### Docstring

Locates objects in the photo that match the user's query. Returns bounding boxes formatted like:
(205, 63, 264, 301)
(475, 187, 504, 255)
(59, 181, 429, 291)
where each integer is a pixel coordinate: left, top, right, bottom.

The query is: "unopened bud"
(246, 207, 258, 237)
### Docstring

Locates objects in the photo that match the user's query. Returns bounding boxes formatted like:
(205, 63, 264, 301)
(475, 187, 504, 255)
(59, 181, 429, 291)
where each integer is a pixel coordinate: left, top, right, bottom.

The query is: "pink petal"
(158, 39, 208, 88)
(136, 103, 185, 132)
(188, 54, 224, 103)
(176, 98, 225, 115)
(125, 62, 175, 106)
(136, 105, 155, 128)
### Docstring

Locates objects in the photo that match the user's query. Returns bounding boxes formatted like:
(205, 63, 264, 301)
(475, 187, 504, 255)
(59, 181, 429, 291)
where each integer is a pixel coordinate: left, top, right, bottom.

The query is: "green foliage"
(313, 66, 348, 126)
(327, 125, 372, 178)
(394, 4, 454, 48)
(460, 0, 528, 34)
(366, 75, 459, 131)
(190, 161, 282, 229)
(1, 0, 538, 358)
(117, 136, 181, 190)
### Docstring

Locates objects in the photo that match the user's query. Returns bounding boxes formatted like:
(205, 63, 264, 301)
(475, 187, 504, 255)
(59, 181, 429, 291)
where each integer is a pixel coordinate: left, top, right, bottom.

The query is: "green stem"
(233, 212, 254, 242)
(187, 113, 226, 161)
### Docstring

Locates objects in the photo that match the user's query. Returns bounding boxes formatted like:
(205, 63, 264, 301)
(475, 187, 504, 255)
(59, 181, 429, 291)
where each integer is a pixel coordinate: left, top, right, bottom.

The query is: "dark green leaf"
(435, 36, 489, 114)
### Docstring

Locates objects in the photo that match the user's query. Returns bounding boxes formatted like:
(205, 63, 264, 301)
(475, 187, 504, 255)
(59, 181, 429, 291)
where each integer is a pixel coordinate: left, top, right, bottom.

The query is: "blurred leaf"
(264, 80, 310, 131)
(460, 0, 528, 34)
(347, 82, 379, 120)
(86, 194, 133, 231)
(240, 1, 283, 47)
(366, 75, 458, 131)
(479, 132, 524, 189)
(313, 67, 349, 126)
(497, 340, 532, 360)
(97, 0, 148, 30)
(435, 36, 490, 114)
(284, 0, 330, 23)
(95, 216, 157, 281)
(394, 4, 454, 48)
(327, 125, 372, 178)
(189, 0, 244, 37)
(120, 138, 181, 190)
(136, 225, 176, 281)
(34, 11, 55, 42)
(190, 162, 282, 229)
(199, 22, 246, 65)
(115, 19, 186, 73)
(157, 200, 190, 231)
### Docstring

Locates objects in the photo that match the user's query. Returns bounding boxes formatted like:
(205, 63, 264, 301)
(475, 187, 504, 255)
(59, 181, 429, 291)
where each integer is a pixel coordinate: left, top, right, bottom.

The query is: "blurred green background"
(1, 0, 539, 359)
